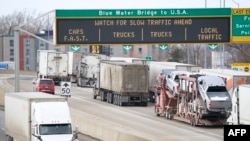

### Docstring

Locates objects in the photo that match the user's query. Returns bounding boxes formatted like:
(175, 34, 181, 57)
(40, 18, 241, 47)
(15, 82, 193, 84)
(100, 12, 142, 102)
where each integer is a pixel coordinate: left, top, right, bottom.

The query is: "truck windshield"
(39, 124, 72, 135)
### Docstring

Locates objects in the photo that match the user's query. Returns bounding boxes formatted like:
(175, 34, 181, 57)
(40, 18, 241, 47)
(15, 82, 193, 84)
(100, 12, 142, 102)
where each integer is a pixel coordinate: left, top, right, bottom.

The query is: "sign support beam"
(14, 27, 20, 92)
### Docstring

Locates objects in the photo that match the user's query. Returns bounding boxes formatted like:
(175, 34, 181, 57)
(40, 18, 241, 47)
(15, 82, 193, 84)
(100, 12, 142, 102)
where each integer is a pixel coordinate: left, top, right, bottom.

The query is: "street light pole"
(14, 27, 20, 92)
(14, 10, 55, 92)
(222, 0, 225, 69)
(204, 0, 207, 68)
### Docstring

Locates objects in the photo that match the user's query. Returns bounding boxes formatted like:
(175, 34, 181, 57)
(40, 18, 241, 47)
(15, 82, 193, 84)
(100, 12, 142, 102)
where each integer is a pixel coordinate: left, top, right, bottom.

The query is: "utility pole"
(14, 27, 20, 92)
(14, 10, 55, 92)
(204, 0, 207, 68)
(221, 0, 226, 69)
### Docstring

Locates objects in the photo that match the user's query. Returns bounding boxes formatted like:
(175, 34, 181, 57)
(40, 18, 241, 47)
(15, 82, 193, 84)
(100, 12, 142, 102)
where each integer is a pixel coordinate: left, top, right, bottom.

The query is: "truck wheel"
(117, 95, 120, 106)
(113, 94, 116, 105)
(155, 107, 160, 116)
(166, 112, 169, 119)
(106, 93, 109, 103)
(108, 93, 111, 103)
(169, 114, 173, 120)
(193, 117, 196, 127)
(100, 91, 104, 101)
(190, 117, 196, 126)
(118, 95, 122, 106)
(190, 117, 193, 126)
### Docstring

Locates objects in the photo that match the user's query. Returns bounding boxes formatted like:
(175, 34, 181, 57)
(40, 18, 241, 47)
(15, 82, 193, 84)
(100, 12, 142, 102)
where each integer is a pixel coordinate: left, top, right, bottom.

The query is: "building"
(1, 30, 168, 71)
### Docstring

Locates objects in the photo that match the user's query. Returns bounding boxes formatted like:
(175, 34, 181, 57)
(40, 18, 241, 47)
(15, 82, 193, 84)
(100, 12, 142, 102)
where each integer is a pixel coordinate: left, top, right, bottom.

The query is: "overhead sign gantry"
(54, 8, 231, 45)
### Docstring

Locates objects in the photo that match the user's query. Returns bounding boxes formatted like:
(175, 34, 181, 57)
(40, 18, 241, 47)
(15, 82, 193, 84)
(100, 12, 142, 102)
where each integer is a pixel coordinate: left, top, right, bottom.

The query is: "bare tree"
(226, 43, 250, 66)
(0, 10, 53, 35)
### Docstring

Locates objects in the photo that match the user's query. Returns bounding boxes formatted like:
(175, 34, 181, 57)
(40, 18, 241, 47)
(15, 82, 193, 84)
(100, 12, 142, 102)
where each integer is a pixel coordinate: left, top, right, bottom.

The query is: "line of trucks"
(37, 50, 106, 87)
(36, 52, 250, 126)
(37, 50, 82, 85)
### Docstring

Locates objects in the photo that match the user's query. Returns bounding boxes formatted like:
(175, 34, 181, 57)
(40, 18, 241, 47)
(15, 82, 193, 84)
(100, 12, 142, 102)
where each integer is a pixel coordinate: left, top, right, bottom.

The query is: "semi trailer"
(154, 74, 231, 126)
(38, 50, 70, 85)
(227, 84, 250, 125)
(93, 60, 149, 106)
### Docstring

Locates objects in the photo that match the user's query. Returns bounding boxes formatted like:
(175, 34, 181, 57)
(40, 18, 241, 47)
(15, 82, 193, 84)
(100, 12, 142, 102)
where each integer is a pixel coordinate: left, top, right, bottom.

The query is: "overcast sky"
(1, 0, 248, 16)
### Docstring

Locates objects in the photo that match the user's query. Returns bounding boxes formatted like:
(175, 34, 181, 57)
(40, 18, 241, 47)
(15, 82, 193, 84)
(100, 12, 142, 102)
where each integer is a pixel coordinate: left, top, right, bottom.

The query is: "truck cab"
(31, 102, 76, 141)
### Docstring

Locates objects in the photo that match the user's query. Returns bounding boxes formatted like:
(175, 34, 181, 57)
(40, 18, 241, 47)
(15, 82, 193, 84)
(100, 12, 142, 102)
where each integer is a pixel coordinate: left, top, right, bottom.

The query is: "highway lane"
(0, 75, 100, 141)
(0, 110, 6, 140)
(7, 75, 224, 141)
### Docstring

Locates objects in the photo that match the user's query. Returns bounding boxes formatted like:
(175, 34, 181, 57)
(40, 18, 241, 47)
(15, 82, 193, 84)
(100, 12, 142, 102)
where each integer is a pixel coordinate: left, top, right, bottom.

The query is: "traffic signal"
(89, 45, 111, 56)
(90, 45, 100, 54)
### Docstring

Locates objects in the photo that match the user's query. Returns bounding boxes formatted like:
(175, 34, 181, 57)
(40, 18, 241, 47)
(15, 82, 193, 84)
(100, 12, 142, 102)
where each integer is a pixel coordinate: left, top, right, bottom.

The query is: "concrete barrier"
(0, 70, 37, 76)
(70, 108, 155, 141)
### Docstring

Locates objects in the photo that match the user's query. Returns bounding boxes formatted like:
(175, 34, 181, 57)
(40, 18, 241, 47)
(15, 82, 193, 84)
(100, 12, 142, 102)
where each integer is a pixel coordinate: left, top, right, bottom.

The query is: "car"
(197, 75, 231, 113)
(166, 70, 190, 96)
(33, 78, 55, 94)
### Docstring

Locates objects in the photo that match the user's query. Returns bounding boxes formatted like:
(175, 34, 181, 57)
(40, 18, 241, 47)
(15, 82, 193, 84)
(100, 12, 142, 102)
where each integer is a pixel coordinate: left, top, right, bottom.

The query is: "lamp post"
(221, 0, 239, 69)
(204, 0, 207, 68)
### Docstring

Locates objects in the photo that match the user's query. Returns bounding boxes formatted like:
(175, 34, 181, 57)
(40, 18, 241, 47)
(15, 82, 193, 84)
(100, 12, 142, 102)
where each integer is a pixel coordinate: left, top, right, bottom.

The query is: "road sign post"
(61, 81, 71, 97)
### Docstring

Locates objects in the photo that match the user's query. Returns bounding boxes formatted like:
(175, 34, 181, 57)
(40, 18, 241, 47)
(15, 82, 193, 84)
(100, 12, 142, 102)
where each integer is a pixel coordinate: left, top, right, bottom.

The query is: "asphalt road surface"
(2, 74, 225, 141)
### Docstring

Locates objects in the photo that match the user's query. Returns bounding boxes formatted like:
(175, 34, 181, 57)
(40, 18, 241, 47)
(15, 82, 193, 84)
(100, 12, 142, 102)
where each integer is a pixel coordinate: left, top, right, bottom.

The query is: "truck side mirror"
(32, 126, 42, 141)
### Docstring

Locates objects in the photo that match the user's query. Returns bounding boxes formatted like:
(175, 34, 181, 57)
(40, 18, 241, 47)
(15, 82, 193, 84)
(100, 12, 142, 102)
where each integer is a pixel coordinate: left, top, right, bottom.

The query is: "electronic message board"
(55, 9, 231, 45)
(55, 17, 230, 45)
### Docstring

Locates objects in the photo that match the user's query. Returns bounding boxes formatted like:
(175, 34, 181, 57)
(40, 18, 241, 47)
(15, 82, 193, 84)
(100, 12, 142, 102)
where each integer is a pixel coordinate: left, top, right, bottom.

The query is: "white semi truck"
(227, 84, 250, 125)
(38, 51, 70, 85)
(68, 52, 82, 83)
(5, 92, 78, 141)
(77, 54, 107, 87)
